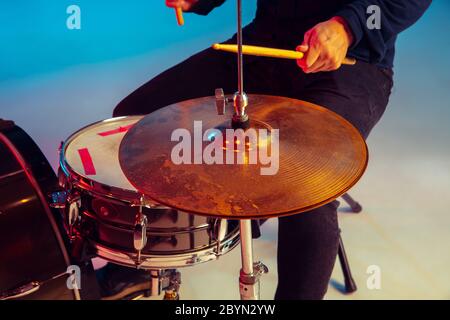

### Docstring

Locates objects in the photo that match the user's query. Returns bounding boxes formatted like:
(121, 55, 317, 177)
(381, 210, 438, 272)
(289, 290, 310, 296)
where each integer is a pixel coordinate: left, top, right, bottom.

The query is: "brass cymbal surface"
(119, 95, 368, 219)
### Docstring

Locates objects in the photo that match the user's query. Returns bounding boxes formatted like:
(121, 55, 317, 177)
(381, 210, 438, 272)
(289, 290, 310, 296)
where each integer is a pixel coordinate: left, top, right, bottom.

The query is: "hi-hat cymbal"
(119, 95, 368, 219)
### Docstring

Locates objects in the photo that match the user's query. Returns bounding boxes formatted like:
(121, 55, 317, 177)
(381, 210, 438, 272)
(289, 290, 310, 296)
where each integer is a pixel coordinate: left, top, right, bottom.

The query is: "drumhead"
(63, 116, 143, 192)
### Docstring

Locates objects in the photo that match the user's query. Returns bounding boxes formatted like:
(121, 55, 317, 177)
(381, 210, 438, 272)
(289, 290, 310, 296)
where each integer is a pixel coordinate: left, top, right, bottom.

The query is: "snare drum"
(58, 116, 240, 269)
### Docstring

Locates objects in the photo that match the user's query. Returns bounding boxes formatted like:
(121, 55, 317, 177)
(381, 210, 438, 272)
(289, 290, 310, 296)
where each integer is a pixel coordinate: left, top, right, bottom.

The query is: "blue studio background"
(0, 1, 256, 81)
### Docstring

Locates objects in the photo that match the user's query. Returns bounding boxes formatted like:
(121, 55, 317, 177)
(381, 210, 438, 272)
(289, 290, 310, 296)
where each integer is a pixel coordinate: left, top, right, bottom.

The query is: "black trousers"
(113, 25, 393, 299)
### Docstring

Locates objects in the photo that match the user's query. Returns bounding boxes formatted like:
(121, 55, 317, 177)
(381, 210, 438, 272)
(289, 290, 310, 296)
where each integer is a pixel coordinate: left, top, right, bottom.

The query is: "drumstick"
(212, 43, 357, 65)
(175, 7, 184, 26)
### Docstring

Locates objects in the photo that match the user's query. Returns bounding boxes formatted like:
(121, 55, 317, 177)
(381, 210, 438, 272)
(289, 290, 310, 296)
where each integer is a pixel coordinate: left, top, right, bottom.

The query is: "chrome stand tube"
(239, 220, 268, 300)
(233, 0, 249, 125)
(150, 270, 162, 297)
(240, 220, 254, 274)
(236, 0, 244, 96)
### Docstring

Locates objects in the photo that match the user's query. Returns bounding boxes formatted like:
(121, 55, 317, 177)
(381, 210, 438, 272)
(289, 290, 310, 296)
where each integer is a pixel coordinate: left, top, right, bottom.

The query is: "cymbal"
(119, 95, 368, 219)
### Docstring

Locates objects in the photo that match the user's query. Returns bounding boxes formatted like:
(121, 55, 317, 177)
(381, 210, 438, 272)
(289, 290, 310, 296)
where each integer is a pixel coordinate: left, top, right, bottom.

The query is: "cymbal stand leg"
(341, 193, 363, 213)
(239, 220, 268, 300)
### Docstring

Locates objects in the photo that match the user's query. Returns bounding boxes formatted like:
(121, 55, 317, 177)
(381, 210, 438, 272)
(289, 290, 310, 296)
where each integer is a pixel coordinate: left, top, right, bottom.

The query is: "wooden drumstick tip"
(175, 7, 184, 26)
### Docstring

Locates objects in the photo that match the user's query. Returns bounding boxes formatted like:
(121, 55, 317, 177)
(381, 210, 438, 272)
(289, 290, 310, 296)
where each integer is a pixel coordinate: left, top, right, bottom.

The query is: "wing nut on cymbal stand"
(215, 88, 227, 115)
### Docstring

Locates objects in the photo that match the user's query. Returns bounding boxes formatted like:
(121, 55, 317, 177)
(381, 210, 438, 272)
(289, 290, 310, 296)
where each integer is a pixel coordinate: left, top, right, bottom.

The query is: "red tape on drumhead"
(78, 148, 96, 175)
(97, 124, 134, 137)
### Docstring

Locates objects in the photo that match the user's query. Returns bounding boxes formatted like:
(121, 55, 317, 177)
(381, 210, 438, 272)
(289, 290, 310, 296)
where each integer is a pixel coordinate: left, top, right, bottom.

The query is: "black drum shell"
(0, 120, 75, 299)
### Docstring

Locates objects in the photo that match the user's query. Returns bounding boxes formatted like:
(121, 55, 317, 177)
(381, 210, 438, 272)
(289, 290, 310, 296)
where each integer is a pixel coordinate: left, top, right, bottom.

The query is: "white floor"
(1, 3, 449, 300)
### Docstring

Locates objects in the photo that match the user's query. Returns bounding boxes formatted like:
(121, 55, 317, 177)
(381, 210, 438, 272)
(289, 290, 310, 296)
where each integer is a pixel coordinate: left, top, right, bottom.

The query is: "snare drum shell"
(79, 194, 237, 254)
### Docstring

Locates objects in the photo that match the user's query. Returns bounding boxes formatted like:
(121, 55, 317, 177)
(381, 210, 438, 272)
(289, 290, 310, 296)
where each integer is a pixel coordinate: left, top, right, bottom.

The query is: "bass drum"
(59, 116, 240, 269)
(0, 119, 99, 300)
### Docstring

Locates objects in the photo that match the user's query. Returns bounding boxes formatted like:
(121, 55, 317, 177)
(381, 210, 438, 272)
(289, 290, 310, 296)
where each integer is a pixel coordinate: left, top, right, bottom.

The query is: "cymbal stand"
(234, 0, 268, 300)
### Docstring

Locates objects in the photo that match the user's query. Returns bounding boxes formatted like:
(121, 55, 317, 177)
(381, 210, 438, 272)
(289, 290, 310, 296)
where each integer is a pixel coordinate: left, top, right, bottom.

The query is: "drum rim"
(91, 227, 241, 269)
(59, 116, 157, 206)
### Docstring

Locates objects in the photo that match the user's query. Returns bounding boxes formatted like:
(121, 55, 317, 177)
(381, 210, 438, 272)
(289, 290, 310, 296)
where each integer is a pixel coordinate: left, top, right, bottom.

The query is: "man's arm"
(166, 0, 226, 15)
(187, 0, 226, 15)
(336, 0, 432, 62)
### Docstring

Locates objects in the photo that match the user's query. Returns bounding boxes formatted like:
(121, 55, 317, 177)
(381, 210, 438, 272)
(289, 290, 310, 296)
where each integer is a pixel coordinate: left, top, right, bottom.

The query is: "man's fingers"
(296, 28, 315, 70)
(166, 0, 183, 8)
(297, 29, 312, 54)
(297, 46, 320, 71)
(296, 45, 309, 53)
(319, 51, 343, 72)
(306, 52, 344, 73)
(166, 0, 175, 8)
(306, 50, 320, 68)
(306, 49, 337, 73)
(295, 45, 309, 67)
(307, 30, 324, 66)
(305, 59, 327, 73)
(305, 45, 320, 68)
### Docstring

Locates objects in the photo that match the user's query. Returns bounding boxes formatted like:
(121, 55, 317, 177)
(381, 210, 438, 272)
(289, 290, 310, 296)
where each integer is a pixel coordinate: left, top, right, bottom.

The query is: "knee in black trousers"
(275, 201, 340, 300)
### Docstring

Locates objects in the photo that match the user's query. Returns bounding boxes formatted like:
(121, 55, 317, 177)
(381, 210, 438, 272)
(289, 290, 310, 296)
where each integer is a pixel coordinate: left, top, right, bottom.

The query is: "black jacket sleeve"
(187, 0, 227, 15)
(336, 0, 431, 58)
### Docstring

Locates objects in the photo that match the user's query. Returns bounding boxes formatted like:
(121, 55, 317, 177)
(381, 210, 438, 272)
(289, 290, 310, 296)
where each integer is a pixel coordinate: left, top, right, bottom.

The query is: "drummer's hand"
(296, 17, 354, 73)
(166, 0, 198, 11)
